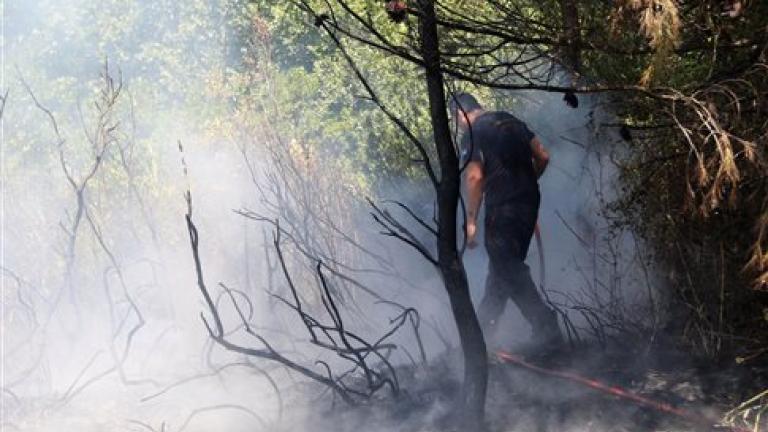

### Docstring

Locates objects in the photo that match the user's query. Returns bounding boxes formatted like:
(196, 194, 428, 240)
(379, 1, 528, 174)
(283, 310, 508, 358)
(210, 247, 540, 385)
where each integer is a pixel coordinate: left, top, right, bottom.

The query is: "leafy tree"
(234, 0, 767, 424)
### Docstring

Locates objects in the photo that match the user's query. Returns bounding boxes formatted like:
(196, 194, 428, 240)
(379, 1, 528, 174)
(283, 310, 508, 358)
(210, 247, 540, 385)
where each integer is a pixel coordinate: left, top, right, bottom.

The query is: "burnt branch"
(184, 181, 416, 404)
(0, 88, 8, 120)
(367, 198, 438, 266)
(18, 61, 123, 318)
(176, 404, 267, 432)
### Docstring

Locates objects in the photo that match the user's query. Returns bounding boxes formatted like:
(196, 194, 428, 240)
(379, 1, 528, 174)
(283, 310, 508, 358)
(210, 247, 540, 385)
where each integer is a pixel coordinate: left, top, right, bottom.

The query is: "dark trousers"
(477, 201, 561, 343)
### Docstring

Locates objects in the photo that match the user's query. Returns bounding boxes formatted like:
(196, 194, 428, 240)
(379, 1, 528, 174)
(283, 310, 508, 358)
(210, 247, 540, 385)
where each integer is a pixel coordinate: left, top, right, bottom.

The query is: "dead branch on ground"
(184, 180, 419, 405)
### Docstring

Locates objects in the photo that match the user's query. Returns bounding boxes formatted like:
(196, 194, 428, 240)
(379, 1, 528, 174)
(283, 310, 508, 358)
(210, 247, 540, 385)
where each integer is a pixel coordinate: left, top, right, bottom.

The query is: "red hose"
(495, 351, 750, 432)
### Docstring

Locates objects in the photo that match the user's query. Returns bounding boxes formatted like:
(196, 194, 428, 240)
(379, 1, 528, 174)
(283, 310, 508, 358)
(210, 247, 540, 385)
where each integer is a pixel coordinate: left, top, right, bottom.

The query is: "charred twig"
(270, 231, 400, 395)
(96, 218, 156, 387)
(236, 210, 389, 301)
(187, 188, 371, 405)
(425, 316, 453, 352)
(1, 387, 20, 406)
(140, 360, 283, 421)
(115, 91, 160, 246)
(376, 300, 428, 366)
(0, 88, 8, 120)
(176, 404, 267, 432)
(316, 263, 399, 394)
(368, 198, 438, 266)
(127, 419, 165, 432)
(383, 199, 438, 237)
(18, 62, 122, 321)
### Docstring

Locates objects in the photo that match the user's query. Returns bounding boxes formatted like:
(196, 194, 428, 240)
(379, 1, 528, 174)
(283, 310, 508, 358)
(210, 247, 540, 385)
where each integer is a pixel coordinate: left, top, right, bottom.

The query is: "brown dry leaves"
(664, 64, 768, 290)
(610, 0, 682, 85)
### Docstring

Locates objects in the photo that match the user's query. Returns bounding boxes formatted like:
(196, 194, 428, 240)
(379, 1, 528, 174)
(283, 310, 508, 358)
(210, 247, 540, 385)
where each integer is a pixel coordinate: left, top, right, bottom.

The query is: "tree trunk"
(559, 0, 581, 74)
(417, 0, 488, 427)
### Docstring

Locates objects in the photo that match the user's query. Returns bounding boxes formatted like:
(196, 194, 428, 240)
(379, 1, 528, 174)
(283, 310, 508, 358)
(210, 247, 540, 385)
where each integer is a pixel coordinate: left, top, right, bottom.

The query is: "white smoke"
(2, 1, 667, 431)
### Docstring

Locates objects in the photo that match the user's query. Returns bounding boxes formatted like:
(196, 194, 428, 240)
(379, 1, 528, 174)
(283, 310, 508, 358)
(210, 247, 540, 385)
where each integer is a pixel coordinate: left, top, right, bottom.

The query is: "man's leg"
(476, 264, 506, 341)
(486, 203, 563, 345)
(506, 261, 563, 345)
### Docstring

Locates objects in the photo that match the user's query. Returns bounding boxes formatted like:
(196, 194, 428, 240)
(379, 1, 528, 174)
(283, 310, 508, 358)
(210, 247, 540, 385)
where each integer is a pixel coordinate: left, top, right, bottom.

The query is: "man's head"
(449, 92, 483, 131)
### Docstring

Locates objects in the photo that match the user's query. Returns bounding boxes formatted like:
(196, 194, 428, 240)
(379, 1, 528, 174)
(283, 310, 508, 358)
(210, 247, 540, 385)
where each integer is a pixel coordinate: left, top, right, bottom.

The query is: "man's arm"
(530, 136, 549, 178)
(465, 160, 484, 247)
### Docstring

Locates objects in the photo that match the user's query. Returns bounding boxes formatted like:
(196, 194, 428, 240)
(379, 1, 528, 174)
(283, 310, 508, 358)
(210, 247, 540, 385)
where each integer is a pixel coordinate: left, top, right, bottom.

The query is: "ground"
(292, 343, 766, 432)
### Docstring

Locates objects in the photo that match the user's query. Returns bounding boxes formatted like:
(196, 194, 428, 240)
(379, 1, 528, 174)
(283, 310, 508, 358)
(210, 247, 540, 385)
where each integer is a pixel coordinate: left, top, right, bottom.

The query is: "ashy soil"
(4, 342, 764, 432)
(288, 343, 766, 432)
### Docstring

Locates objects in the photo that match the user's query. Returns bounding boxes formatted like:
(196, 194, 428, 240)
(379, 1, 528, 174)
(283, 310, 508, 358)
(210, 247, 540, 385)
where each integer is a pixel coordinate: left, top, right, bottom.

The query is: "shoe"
(508, 331, 569, 366)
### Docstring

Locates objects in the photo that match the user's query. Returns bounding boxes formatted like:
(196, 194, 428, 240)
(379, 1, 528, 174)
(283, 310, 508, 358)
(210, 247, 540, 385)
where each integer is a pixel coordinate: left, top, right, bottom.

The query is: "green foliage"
(3, 0, 243, 284)
(219, 1, 439, 193)
(6, 0, 765, 358)
(600, 2, 768, 356)
(242, 0, 768, 357)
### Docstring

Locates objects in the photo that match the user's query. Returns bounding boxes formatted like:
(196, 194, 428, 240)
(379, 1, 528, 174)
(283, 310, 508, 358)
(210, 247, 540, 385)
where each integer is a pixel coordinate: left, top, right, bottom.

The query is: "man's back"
(461, 111, 539, 207)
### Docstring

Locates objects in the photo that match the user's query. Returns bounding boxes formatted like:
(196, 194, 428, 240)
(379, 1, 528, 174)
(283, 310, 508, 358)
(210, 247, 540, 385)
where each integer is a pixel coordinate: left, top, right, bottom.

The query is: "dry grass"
(746, 199, 768, 290)
(610, 0, 682, 84)
(660, 64, 768, 291)
(723, 388, 768, 432)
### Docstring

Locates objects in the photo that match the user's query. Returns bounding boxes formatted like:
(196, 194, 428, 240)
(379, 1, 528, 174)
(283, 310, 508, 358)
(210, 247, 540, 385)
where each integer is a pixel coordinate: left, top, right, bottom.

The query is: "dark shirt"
(460, 111, 539, 208)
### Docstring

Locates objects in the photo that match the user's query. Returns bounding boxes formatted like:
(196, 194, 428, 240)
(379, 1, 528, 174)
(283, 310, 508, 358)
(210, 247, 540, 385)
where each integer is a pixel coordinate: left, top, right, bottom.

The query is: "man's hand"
(465, 160, 484, 250)
(467, 220, 479, 249)
(530, 136, 549, 178)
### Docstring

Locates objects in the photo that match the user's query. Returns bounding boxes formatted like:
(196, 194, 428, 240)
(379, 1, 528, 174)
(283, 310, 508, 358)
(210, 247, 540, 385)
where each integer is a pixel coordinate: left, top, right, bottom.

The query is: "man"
(449, 93, 563, 349)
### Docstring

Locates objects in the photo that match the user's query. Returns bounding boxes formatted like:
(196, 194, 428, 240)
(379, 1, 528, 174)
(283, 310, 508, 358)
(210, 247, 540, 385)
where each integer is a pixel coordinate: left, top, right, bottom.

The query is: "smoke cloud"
(2, 2, 669, 432)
